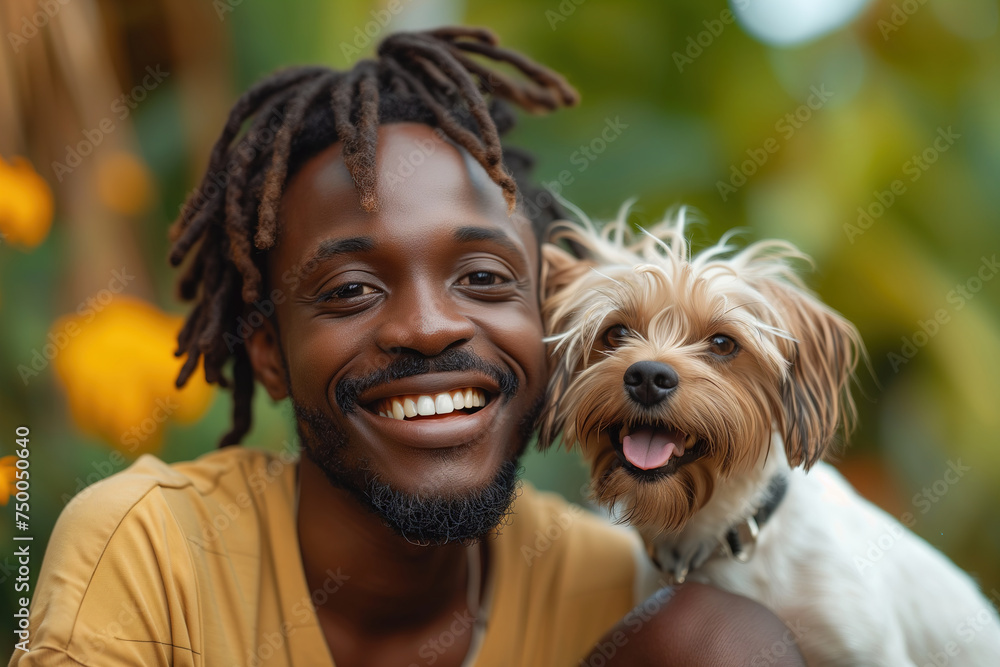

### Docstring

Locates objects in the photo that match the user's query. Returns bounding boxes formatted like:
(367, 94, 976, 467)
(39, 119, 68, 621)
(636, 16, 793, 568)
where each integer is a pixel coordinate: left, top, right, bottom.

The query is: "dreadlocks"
(168, 26, 579, 447)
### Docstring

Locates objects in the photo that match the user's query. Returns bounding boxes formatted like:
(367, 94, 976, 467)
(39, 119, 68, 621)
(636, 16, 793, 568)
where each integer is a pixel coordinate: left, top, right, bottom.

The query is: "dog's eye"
(601, 325, 630, 349)
(707, 334, 738, 357)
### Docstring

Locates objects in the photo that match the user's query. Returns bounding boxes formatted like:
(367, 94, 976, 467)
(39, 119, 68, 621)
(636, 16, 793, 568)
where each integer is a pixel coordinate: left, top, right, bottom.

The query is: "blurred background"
(1, 0, 998, 652)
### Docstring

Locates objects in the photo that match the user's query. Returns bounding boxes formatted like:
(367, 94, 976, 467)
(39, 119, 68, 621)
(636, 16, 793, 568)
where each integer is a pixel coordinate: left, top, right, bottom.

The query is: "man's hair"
(167, 27, 578, 447)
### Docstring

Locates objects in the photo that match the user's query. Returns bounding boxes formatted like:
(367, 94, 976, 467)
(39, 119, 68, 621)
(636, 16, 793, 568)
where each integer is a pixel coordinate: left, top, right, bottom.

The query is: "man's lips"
(357, 372, 498, 406)
(351, 372, 502, 450)
(355, 392, 500, 450)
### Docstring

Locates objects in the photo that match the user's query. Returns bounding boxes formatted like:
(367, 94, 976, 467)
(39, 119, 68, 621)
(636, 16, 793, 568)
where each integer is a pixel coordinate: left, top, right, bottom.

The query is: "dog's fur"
(539, 205, 1000, 666)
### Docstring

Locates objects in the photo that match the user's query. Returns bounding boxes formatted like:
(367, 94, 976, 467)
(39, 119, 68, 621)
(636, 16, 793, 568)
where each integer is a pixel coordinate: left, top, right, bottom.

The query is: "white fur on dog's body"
(644, 438, 1000, 666)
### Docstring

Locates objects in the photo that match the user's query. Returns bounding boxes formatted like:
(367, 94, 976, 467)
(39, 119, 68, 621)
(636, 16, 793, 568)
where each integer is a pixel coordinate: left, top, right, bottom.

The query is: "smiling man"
(14, 28, 804, 667)
(269, 124, 547, 543)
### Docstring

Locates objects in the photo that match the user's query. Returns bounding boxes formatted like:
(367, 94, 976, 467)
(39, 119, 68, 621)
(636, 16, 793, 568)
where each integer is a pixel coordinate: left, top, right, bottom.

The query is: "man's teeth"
(377, 388, 487, 419)
(401, 398, 415, 417)
(434, 394, 453, 414)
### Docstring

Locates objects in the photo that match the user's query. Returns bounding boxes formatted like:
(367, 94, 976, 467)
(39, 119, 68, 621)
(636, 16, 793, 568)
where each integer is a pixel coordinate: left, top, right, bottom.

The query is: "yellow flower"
(0, 156, 54, 249)
(52, 296, 214, 455)
(0, 456, 18, 506)
(96, 152, 154, 216)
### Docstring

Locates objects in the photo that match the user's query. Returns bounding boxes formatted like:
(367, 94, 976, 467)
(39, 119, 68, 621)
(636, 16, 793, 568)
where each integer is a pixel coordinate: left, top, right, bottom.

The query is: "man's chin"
(362, 459, 522, 545)
(294, 400, 528, 545)
(302, 444, 523, 545)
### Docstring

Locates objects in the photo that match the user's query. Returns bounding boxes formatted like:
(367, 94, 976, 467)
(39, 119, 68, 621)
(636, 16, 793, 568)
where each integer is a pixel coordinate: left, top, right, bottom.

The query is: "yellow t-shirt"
(10, 447, 651, 666)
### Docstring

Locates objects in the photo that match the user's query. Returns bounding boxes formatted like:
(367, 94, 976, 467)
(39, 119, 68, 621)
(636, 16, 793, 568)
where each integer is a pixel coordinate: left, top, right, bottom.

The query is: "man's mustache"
(335, 348, 519, 414)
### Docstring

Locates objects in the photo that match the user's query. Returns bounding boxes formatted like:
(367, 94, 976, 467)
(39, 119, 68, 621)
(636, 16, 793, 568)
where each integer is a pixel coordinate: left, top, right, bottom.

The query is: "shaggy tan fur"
(539, 205, 863, 532)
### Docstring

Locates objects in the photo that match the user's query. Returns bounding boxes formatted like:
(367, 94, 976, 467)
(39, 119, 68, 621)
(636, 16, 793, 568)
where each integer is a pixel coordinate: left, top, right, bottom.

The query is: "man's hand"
(581, 583, 807, 666)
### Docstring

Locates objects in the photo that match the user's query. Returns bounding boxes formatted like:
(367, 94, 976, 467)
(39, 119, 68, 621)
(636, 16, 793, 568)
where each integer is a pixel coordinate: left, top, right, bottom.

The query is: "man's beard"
(290, 349, 544, 545)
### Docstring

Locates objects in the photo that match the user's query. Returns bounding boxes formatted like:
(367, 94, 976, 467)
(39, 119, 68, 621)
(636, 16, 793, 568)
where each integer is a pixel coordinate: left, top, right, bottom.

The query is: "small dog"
(539, 205, 1000, 666)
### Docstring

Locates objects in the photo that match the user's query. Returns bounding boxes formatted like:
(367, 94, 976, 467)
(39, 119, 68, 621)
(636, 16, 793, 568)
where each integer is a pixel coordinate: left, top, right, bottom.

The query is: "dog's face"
(539, 214, 861, 533)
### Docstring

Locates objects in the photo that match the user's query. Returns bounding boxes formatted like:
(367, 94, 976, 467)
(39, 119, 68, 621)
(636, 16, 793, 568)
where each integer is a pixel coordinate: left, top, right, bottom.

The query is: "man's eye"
(462, 271, 504, 286)
(320, 283, 376, 301)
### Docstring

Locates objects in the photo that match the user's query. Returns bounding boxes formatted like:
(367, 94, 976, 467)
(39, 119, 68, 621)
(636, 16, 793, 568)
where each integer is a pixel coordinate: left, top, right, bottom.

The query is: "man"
(13, 28, 804, 666)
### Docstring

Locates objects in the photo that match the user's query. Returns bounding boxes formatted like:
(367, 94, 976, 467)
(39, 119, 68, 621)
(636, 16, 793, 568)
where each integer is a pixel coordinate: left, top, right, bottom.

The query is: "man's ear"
(246, 317, 289, 401)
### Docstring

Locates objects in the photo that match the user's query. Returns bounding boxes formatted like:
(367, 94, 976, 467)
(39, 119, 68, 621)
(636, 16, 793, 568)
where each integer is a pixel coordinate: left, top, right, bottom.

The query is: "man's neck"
(295, 456, 474, 635)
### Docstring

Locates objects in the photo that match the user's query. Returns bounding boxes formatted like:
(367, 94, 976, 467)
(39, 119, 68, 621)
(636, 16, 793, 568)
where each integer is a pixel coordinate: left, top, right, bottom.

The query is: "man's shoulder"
(48, 445, 300, 573)
(16, 446, 298, 665)
(499, 482, 649, 594)
(60, 445, 291, 527)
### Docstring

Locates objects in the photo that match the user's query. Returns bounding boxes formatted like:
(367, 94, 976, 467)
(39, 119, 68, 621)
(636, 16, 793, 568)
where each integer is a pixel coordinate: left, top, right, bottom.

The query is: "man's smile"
(371, 387, 489, 420)
(355, 391, 501, 450)
(351, 371, 502, 449)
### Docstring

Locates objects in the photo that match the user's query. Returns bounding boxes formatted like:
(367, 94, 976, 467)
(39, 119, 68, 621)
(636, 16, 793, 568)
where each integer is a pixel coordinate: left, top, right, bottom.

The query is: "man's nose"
(376, 282, 476, 357)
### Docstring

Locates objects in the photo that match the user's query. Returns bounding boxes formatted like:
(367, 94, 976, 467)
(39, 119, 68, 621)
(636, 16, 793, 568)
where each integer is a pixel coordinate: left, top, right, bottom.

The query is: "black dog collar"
(655, 473, 789, 584)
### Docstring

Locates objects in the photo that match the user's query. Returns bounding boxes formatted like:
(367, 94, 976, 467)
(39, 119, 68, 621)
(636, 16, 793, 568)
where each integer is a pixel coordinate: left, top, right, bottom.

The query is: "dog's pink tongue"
(622, 428, 685, 470)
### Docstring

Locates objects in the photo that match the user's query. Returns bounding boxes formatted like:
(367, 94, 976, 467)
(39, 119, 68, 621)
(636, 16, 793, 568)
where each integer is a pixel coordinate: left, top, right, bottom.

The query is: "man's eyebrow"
(304, 236, 376, 266)
(453, 226, 520, 254)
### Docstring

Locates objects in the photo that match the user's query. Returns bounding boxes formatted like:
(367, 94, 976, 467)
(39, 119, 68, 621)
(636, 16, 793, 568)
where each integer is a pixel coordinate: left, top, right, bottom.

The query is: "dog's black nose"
(623, 360, 679, 406)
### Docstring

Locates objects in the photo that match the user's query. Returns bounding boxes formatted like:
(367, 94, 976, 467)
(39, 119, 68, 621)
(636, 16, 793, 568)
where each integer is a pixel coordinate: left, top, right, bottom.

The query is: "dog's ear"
(536, 341, 584, 451)
(536, 381, 566, 452)
(537, 243, 593, 452)
(540, 242, 592, 303)
(759, 281, 863, 469)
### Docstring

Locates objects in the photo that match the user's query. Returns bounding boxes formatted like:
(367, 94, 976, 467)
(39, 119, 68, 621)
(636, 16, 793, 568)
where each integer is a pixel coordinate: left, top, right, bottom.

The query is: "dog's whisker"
(588, 267, 624, 287)
(552, 192, 596, 231)
(722, 300, 764, 315)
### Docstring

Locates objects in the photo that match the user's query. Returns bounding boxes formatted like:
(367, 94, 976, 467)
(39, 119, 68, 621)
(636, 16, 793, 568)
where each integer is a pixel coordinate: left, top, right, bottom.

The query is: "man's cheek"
(485, 309, 546, 368)
(286, 327, 344, 405)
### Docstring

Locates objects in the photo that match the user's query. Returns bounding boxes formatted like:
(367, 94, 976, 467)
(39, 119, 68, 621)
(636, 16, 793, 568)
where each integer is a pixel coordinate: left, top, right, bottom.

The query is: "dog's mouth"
(607, 423, 708, 479)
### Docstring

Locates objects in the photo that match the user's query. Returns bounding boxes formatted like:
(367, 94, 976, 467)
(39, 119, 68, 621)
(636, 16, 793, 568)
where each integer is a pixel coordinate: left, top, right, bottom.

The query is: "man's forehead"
(275, 122, 538, 267)
(371, 123, 508, 218)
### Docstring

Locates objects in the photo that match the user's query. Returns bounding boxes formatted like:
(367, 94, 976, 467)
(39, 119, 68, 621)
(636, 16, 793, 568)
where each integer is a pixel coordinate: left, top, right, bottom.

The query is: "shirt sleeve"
(9, 470, 202, 667)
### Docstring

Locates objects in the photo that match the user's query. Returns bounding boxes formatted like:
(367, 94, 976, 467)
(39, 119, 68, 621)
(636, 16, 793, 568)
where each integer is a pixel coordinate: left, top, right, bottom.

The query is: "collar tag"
(669, 560, 690, 585)
(721, 515, 759, 563)
(651, 474, 787, 582)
